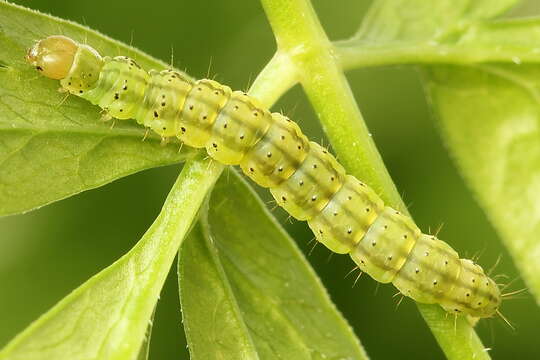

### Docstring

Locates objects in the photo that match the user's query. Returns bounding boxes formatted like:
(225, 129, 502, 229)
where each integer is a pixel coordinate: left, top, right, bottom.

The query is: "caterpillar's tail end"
(26, 35, 78, 80)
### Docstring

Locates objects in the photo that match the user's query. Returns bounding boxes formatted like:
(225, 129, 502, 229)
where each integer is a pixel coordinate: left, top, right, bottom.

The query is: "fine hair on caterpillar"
(27, 35, 503, 319)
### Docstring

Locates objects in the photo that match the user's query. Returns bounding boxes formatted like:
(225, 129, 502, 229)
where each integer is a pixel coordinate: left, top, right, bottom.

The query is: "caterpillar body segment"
(26, 35, 501, 318)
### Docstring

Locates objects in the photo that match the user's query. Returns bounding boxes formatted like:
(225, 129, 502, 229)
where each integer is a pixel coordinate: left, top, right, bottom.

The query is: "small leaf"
(0, 2, 197, 216)
(178, 169, 368, 360)
(0, 159, 222, 360)
(355, 0, 519, 43)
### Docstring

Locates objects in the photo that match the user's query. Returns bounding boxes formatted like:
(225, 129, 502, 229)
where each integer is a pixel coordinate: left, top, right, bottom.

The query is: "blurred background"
(1, 0, 539, 359)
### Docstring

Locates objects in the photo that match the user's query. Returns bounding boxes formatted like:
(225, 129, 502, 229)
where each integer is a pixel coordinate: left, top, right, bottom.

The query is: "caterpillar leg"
(142, 128, 150, 142)
(100, 109, 113, 123)
(56, 91, 70, 108)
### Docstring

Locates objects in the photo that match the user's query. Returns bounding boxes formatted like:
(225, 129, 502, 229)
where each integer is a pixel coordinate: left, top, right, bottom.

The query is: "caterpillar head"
(474, 277, 502, 318)
(26, 35, 78, 80)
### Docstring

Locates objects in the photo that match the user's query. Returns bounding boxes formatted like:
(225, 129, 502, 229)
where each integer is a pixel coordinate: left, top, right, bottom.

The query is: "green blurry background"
(1, 1, 539, 359)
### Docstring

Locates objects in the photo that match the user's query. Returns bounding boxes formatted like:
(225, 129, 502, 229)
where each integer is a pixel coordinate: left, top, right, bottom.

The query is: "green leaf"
(179, 169, 368, 360)
(0, 1, 197, 217)
(135, 306, 156, 360)
(355, 0, 519, 43)
(0, 158, 223, 360)
(423, 64, 540, 305)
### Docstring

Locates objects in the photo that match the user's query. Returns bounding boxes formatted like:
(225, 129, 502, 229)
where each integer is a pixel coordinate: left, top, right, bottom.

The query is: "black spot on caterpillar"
(26, 35, 501, 318)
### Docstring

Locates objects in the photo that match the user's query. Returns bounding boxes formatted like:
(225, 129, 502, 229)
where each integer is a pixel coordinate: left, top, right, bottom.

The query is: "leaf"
(178, 169, 368, 360)
(355, 0, 519, 43)
(423, 64, 540, 305)
(0, 1, 198, 217)
(135, 306, 156, 360)
(0, 158, 222, 360)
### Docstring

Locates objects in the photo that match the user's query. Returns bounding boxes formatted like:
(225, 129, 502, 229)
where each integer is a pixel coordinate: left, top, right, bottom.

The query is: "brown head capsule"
(26, 35, 78, 79)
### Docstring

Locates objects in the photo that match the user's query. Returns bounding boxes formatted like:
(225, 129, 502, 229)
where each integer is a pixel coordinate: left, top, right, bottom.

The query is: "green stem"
(335, 40, 540, 70)
(336, 17, 540, 70)
(249, 50, 298, 106)
(259, 0, 402, 208)
(259, 0, 490, 359)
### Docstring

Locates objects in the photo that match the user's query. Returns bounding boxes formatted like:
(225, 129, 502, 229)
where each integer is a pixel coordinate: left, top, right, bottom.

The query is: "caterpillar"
(26, 35, 501, 318)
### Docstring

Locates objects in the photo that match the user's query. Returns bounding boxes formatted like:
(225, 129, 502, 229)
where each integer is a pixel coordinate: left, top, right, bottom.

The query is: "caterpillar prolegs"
(26, 35, 501, 318)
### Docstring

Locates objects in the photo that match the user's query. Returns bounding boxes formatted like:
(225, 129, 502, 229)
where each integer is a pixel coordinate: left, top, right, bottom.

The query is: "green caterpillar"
(26, 35, 501, 318)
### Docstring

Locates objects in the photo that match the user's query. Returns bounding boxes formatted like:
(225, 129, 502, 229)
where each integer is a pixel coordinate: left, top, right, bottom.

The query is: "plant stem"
(335, 40, 540, 70)
(259, 0, 491, 359)
(249, 50, 298, 106)
(259, 0, 402, 207)
(335, 16, 540, 70)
